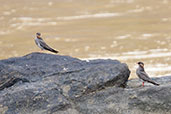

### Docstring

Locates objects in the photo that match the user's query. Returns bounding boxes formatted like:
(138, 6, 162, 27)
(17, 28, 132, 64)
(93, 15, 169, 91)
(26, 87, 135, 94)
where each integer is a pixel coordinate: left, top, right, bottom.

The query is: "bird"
(35, 33, 59, 54)
(136, 62, 159, 87)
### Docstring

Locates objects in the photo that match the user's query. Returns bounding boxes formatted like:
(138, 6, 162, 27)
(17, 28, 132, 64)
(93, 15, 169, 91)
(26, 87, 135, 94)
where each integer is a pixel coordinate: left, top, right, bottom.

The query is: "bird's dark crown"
(137, 62, 144, 65)
(36, 33, 41, 36)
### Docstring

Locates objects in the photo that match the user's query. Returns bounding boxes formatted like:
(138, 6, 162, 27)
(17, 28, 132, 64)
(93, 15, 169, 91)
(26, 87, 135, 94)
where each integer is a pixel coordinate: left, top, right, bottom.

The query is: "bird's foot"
(38, 50, 44, 53)
(142, 82, 144, 87)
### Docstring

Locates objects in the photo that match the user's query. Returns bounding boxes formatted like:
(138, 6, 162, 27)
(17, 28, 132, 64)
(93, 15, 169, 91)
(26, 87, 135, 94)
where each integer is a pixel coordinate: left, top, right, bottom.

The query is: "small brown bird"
(35, 33, 59, 53)
(136, 62, 160, 87)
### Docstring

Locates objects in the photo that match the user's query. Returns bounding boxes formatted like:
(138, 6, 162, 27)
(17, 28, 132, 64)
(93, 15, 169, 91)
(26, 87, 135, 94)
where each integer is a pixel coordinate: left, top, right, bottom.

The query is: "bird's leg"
(40, 49, 43, 53)
(142, 82, 144, 87)
(38, 49, 43, 53)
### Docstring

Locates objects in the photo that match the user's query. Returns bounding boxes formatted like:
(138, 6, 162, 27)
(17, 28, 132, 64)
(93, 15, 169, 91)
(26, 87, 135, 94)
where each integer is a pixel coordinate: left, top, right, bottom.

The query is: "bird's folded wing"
(39, 39, 53, 50)
(139, 71, 153, 81)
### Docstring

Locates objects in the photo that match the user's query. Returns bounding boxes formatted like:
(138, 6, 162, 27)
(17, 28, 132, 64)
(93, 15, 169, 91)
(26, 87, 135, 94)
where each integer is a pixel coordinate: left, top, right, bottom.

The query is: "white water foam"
(17, 13, 121, 22)
(83, 49, 171, 60)
(116, 34, 131, 39)
(56, 13, 122, 20)
(0, 31, 10, 35)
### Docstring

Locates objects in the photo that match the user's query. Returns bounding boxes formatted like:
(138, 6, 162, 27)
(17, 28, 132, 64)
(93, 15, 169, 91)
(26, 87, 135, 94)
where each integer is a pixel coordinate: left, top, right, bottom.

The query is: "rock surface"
(0, 53, 170, 114)
(0, 52, 130, 114)
(75, 76, 171, 114)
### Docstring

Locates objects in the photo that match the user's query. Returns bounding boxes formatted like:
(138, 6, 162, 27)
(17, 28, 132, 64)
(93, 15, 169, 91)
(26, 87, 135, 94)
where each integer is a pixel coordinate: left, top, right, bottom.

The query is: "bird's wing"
(139, 70, 159, 85)
(139, 70, 153, 81)
(39, 38, 53, 50)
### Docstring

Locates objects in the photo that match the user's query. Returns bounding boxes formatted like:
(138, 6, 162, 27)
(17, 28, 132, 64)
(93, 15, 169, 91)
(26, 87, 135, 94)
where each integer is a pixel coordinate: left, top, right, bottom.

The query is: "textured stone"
(0, 52, 130, 114)
(1, 53, 170, 114)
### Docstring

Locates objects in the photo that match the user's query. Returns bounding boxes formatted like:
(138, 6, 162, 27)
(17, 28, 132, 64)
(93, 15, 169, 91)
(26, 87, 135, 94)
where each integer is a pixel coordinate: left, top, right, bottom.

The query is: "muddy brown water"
(0, 0, 171, 78)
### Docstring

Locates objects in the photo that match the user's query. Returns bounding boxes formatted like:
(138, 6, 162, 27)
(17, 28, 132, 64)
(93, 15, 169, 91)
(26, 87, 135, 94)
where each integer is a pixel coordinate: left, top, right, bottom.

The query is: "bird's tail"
(49, 48, 59, 54)
(45, 47, 59, 54)
(148, 80, 160, 86)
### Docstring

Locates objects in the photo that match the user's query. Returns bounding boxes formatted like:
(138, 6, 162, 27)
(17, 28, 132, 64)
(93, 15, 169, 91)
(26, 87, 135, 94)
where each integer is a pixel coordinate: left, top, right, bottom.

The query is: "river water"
(0, 0, 171, 78)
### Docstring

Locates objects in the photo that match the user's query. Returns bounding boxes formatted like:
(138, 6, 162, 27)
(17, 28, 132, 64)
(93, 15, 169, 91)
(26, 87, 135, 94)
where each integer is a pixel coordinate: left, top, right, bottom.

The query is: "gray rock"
(0, 53, 170, 114)
(75, 77, 171, 114)
(0, 52, 130, 114)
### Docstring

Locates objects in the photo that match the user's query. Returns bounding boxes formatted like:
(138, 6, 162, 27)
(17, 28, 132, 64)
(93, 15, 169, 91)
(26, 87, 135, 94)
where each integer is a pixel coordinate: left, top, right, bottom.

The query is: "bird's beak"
(137, 62, 140, 65)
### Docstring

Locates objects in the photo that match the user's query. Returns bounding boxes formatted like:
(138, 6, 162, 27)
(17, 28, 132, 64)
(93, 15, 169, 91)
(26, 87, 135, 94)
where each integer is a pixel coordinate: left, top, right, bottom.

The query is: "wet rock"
(0, 52, 130, 114)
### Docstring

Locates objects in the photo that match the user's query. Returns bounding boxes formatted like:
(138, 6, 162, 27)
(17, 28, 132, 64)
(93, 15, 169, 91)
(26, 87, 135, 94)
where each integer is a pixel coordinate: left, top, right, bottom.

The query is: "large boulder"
(1, 53, 170, 114)
(0, 52, 130, 114)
